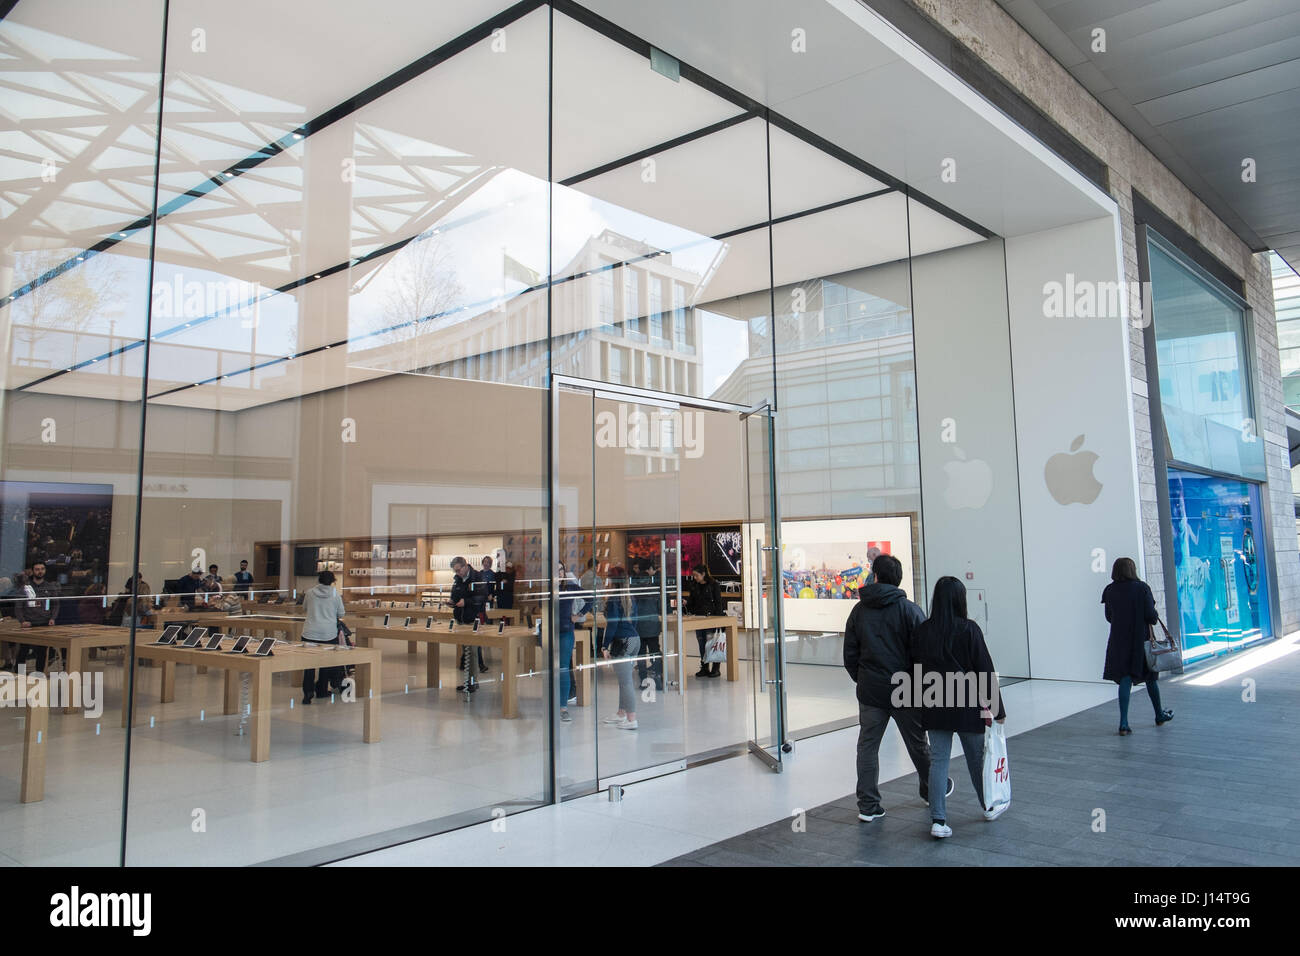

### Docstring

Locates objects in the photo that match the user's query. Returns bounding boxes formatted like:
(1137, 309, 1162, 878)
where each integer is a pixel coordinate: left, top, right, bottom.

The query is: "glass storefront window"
(1167, 468, 1272, 662)
(1149, 237, 1264, 480)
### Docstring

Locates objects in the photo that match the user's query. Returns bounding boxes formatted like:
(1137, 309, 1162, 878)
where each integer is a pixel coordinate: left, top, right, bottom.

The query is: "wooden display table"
(0, 621, 131, 713)
(1, 672, 48, 802)
(155, 610, 307, 641)
(575, 613, 741, 682)
(346, 606, 522, 656)
(354, 623, 534, 719)
(125, 638, 381, 762)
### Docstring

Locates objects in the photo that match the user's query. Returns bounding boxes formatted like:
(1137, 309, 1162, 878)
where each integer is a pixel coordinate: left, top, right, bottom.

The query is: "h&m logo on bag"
(993, 756, 1008, 784)
(49, 886, 151, 936)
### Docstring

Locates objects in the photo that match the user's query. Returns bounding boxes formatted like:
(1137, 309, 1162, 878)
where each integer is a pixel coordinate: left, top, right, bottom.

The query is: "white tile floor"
(0, 636, 856, 865)
(0, 630, 1119, 866)
(333, 676, 1118, 867)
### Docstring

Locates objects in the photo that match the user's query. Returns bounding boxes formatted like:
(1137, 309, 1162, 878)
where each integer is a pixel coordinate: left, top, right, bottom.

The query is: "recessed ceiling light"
(118, 232, 127, 238)
(314, 274, 320, 279)
(293, 133, 303, 140)
(76, 257, 84, 262)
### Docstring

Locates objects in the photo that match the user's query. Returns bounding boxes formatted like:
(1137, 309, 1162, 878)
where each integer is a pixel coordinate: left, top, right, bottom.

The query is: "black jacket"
(843, 583, 925, 708)
(450, 569, 485, 624)
(909, 618, 1006, 733)
(18, 578, 60, 626)
(1102, 579, 1159, 683)
(685, 575, 723, 616)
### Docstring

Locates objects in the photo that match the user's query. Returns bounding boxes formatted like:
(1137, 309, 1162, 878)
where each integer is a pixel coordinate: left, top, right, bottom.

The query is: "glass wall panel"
(122, 3, 551, 865)
(1168, 468, 1272, 662)
(0, 0, 164, 865)
(1149, 238, 1265, 480)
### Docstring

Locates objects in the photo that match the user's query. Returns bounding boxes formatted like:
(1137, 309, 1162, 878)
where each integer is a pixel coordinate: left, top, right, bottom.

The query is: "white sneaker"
(983, 803, 1008, 822)
(618, 719, 638, 730)
(602, 714, 627, 724)
(858, 809, 886, 822)
(560, 709, 572, 723)
(930, 822, 952, 838)
(567, 696, 578, 705)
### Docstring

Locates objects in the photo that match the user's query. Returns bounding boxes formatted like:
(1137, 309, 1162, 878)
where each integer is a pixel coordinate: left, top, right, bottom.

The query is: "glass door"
(554, 380, 687, 795)
(742, 402, 789, 771)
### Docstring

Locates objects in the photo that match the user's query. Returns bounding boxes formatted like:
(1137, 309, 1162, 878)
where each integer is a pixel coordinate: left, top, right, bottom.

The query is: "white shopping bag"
(981, 721, 1011, 816)
(703, 630, 727, 663)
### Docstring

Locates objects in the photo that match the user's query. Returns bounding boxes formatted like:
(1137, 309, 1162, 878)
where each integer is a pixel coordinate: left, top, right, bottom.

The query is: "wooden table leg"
(525, 638, 537, 673)
(574, 632, 592, 707)
(161, 660, 176, 703)
(249, 663, 271, 762)
(726, 623, 740, 682)
(426, 641, 440, 688)
(223, 670, 239, 715)
(502, 637, 518, 719)
(357, 659, 380, 743)
(21, 700, 47, 803)
(407, 641, 417, 655)
(62, 641, 83, 714)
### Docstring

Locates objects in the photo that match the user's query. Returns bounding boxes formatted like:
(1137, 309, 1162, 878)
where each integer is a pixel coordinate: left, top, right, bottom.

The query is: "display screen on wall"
(0, 480, 113, 594)
(706, 530, 743, 576)
(744, 516, 915, 633)
(627, 532, 702, 573)
(294, 546, 320, 577)
(1167, 468, 1271, 662)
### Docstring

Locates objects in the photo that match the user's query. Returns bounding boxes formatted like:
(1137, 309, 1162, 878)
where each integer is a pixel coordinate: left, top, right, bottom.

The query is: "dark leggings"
(1118, 675, 1163, 728)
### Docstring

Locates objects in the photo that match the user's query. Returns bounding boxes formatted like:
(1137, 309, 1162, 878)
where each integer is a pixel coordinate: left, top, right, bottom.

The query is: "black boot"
(707, 662, 721, 678)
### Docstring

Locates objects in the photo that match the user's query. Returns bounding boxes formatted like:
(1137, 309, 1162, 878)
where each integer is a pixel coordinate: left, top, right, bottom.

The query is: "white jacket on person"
(302, 583, 345, 643)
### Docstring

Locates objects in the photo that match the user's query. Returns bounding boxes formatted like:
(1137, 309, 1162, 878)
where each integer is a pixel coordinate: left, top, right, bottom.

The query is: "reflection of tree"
(365, 233, 464, 370)
(10, 249, 124, 366)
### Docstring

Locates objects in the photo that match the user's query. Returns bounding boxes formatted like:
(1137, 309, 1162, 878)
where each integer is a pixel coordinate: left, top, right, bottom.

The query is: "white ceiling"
(3, 0, 1053, 413)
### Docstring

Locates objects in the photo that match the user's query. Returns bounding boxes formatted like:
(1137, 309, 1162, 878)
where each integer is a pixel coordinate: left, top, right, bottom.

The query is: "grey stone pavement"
(662, 642, 1300, 867)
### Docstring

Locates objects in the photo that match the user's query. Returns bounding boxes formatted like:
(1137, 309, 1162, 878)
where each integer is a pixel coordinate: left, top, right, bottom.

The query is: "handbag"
(1144, 618, 1180, 673)
(981, 721, 1011, 815)
(607, 638, 627, 657)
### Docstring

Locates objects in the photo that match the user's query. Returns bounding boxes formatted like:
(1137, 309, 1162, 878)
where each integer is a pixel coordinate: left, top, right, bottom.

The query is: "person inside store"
(557, 562, 581, 723)
(300, 569, 347, 705)
(450, 556, 487, 687)
(600, 565, 640, 730)
(479, 556, 496, 609)
(177, 567, 205, 610)
(686, 563, 724, 678)
(14, 561, 60, 673)
(909, 575, 1007, 839)
(496, 561, 516, 611)
(1102, 556, 1173, 734)
(202, 564, 223, 594)
(844, 553, 950, 823)
(76, 582, 107, 624)
(631, 559, 663, 690)
(233, 559, 255, 597)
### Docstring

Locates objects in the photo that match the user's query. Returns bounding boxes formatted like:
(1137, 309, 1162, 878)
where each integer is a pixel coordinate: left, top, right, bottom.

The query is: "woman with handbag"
(1101, 557, 1173, 735)
(686, 564, 724, 678)
(600, 566, 640, 730)
(910, 576, 1006, 839)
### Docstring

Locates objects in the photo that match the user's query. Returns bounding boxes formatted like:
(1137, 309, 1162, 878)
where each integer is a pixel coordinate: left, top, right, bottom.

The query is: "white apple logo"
(1045, 434, 1102, 505)
(943, 447, 994, 510)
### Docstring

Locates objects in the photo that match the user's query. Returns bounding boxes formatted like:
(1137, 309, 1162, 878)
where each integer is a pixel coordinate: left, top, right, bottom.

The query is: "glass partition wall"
(0, 0, 1016, 863)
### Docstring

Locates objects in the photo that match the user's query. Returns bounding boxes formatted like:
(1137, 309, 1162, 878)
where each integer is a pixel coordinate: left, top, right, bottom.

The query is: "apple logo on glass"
(1045, 434, 1102, 505)
(943, 447, 993, 510)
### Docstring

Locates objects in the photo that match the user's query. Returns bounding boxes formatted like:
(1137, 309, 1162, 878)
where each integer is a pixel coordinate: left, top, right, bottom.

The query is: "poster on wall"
(706, 530, 743, 576)
(743, 516, 915, 633)
(0, 481, 114, 595)
(627, 532, 701, 574)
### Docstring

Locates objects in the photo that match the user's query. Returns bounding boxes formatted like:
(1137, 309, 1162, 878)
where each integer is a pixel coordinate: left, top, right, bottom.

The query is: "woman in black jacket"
(1102, 557, 1172, 735)
(910, 576, 1006, 838)
(686, 564, 723, 678)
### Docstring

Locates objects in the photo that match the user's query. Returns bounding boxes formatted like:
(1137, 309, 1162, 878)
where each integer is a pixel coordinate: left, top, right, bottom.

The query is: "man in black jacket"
(843, 553, 948, 821)
(450, 556, 487, 685)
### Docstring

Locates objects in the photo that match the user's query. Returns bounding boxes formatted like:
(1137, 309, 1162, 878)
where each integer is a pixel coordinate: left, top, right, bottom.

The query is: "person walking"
(844, 553, 950, 822)
(1102, 557, 1173, 735)
(600, 566, 641, 730)
(910, 576, 1007, 839)
(631, 560, 663, 690)
(301, 570, 346, 705)
(686, 564, 723, 678)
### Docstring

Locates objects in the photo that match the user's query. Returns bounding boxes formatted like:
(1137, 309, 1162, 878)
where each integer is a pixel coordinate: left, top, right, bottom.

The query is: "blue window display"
(1167, 468, 1271, 662)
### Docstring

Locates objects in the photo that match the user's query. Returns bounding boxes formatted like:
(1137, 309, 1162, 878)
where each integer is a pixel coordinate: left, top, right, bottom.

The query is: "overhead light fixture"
(293, 133, 304, 140)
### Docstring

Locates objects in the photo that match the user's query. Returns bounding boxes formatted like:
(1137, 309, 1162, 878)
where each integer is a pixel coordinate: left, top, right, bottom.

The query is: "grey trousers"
(614, 635, 642, 713)
(856, 704, 933, 813)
